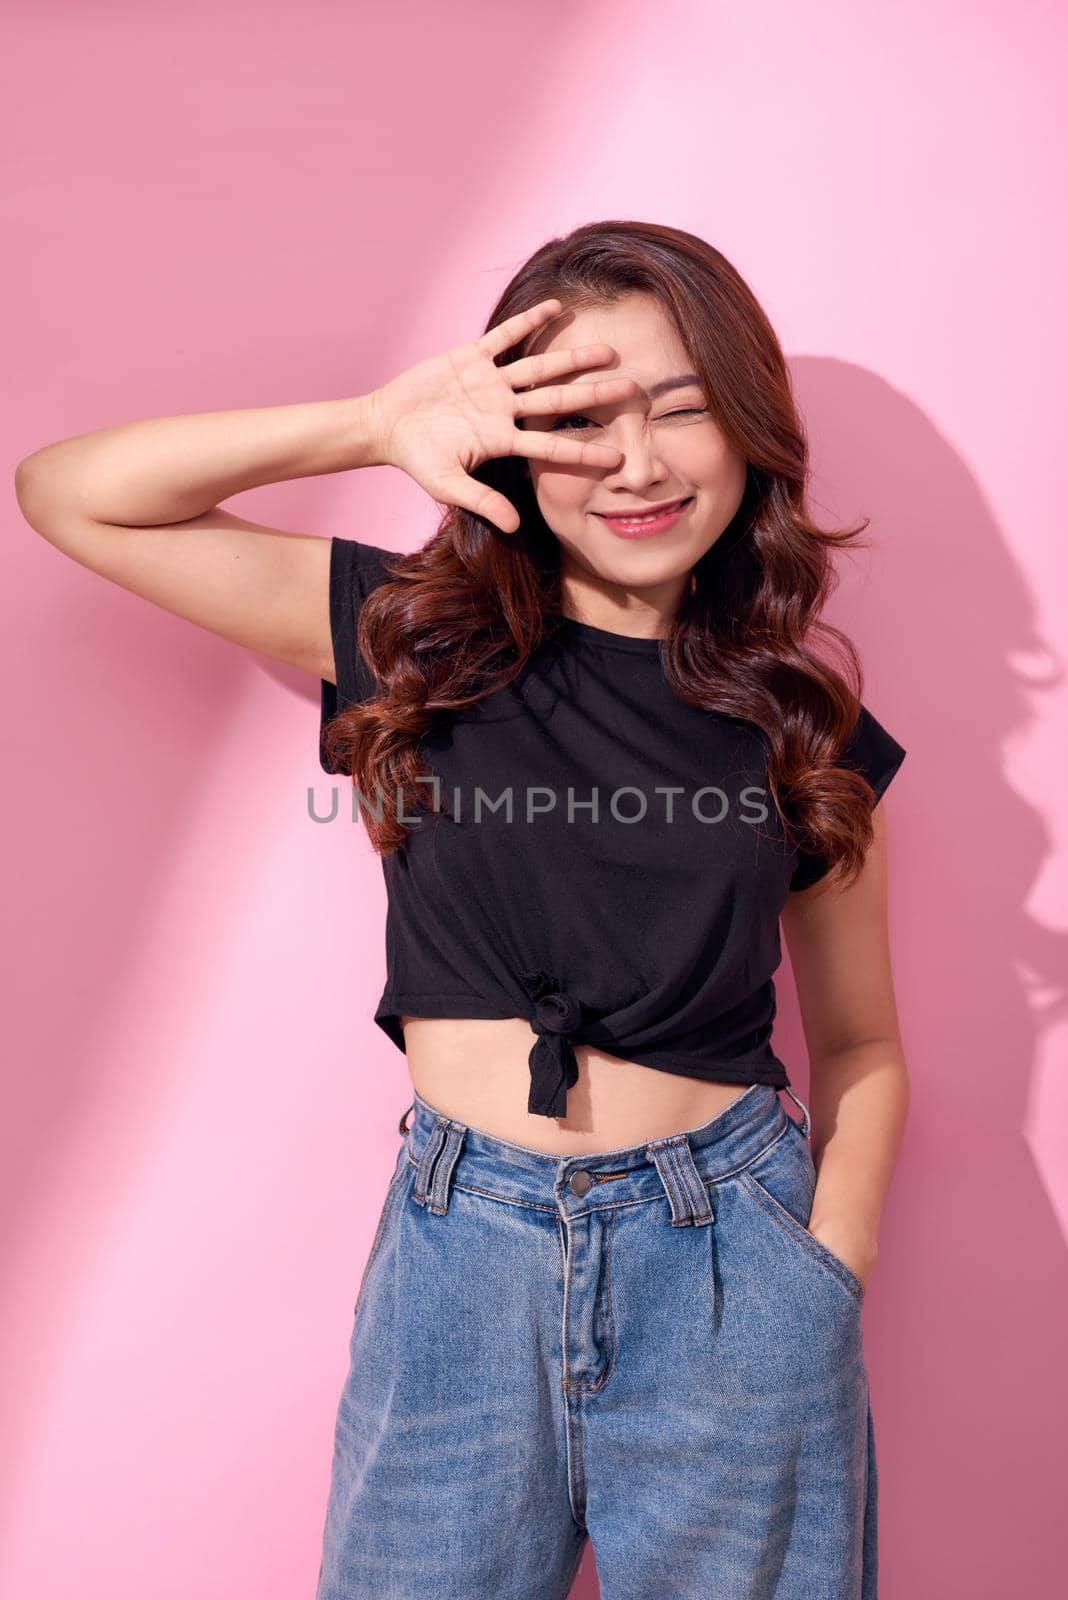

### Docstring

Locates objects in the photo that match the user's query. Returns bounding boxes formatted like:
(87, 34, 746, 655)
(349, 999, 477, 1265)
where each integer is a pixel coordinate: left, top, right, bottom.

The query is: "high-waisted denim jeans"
(315, 1082, 877, 1599)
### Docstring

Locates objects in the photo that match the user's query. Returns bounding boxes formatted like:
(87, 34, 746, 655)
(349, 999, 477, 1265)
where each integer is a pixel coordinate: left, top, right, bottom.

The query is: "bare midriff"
(398, 1015, 752, 1156)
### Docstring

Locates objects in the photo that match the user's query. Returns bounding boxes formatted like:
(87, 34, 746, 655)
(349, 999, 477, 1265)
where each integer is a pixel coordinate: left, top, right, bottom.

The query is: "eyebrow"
(646, 373, 703, 398)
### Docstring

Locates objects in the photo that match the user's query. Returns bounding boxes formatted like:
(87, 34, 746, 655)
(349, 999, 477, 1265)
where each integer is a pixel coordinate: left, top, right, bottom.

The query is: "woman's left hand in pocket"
(808, 1213, 878, 1294)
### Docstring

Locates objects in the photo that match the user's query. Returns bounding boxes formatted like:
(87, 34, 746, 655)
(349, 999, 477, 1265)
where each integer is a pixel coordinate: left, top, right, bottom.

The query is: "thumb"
(437, 473, 521, 536)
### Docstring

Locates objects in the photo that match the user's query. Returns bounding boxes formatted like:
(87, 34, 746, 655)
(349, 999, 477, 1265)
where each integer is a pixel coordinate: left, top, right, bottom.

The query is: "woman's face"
(520, 293, 748, 627)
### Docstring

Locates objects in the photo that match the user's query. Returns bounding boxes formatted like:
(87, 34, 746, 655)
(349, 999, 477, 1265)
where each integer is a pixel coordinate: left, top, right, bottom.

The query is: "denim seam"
(413, 1120, 446, 1208)
(427, 1124, 465, 1216)
(405, 1079, 767, 1167)
(740, 1170, 865, 1303)
(402, 1118, 795, 1215)
(664, 1143, 694, 1223)
(352, 1157, 410, 1321)
(558, 1219, 585, 1515)
(565, 1396, 587, 1525)
(563, 1207, 617, 1395)
(670, 1139, 714, 1223)
(555, 1220, 588, 1528)
(708, 1120, 794, 1185)
(650, 1143, 688, 1223)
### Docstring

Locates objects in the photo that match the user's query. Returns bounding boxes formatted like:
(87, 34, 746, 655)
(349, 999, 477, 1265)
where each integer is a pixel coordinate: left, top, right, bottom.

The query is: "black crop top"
(319, 537, 907, 1119)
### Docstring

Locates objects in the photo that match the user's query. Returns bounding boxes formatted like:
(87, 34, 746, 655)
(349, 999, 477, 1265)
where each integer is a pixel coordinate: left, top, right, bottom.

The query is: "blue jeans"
(315, 1083, 877, 1599)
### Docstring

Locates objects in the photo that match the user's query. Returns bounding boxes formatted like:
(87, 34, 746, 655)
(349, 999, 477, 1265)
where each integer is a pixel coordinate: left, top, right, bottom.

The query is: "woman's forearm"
(14, 391, 385, 530)
(807, 1045, 910, 1280)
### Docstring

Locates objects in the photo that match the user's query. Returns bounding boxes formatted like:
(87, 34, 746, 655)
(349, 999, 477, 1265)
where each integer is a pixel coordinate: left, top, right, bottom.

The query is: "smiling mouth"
(593, 497, 693, 522)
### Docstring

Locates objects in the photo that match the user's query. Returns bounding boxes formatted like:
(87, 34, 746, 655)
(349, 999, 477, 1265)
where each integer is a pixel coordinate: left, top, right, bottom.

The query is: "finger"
(512, 375, 640, 420)
(509, 430, 623, 470)
(506, 343, 619, 392)
(435, 473, 522, 535)
(477, 299, 564, 360)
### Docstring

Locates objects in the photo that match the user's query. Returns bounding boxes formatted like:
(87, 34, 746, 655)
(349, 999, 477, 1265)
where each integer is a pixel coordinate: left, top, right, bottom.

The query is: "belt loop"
(412, 1116, 465, 1216)
(398, 1101, 414, 1135)
(782, 1086, 811, 1140)
(647, 1136, 714, 1228)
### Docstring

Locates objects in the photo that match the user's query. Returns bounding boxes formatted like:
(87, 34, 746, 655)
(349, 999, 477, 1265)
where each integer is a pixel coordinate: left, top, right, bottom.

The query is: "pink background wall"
(4, 2, 1067, 1595)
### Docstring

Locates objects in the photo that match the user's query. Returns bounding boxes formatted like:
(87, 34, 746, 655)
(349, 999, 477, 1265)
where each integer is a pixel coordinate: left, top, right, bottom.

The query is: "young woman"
(17, 221, 908, 1599)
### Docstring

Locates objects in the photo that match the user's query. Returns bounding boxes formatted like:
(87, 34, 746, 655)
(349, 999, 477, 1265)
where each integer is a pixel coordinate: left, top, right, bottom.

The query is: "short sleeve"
(319, 537, 397, 774)
(788, 703, 907, 892)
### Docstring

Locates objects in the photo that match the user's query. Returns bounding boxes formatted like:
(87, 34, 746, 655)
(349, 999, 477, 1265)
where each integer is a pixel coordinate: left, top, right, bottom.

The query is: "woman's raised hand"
(366, 298, 638, 534)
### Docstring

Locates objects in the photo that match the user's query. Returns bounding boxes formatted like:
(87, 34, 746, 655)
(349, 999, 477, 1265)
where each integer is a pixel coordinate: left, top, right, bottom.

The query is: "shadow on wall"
(771, 356, 1068, 1599)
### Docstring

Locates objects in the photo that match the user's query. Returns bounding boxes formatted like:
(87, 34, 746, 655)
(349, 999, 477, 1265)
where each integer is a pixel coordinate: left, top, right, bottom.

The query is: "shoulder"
(840, 701, 907, 803)
(328, 536, 403, 601)
(785, 699, 907, 894)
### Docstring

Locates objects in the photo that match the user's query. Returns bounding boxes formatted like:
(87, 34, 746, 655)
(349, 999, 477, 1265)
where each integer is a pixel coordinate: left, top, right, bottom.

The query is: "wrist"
(341, 390, 390, 471)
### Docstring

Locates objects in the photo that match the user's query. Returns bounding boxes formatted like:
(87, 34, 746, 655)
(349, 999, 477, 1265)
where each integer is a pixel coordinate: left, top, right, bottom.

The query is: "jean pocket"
(353, 1136, 412, 1320)
(738, 1124, 866, 1304)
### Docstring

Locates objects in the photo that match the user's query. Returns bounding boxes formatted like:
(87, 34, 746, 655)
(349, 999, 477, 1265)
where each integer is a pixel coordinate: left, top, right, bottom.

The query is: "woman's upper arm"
(20, 503, 337, 681)
(781, 804, 905, 1061)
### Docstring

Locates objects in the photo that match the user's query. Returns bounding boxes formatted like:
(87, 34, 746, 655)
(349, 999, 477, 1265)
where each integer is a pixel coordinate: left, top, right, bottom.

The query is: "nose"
(598, 416, 671, 488)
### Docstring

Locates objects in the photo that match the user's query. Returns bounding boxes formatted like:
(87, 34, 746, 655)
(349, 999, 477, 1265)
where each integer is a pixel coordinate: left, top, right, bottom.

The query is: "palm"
(384, 345, 523, 482)
(372, 298, 639, 534)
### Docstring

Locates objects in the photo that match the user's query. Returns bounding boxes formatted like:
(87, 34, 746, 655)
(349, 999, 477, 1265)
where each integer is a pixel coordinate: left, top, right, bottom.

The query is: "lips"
(594, 497, 691, 521)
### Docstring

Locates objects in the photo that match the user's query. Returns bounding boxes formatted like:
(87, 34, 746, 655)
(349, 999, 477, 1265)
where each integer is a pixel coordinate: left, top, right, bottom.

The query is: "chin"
(572, 545, 694, 592)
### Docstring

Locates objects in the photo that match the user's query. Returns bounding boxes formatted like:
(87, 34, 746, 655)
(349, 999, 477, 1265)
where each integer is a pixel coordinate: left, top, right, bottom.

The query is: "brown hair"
(323, 219, 880, 888)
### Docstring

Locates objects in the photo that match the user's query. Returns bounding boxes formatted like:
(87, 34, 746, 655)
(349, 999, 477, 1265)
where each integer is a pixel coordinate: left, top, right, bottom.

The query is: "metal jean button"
(569, 1169, 593, 1196)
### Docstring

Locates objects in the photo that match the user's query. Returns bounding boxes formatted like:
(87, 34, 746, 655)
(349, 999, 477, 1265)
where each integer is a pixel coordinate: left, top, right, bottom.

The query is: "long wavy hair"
(323, 219, 880, 887)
